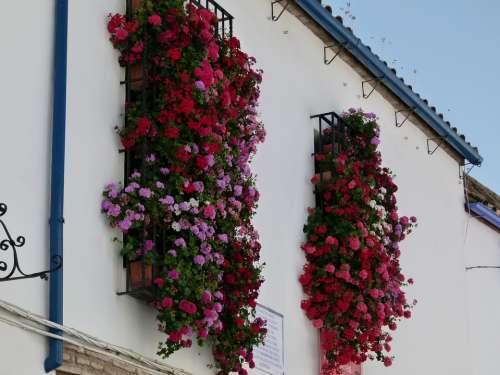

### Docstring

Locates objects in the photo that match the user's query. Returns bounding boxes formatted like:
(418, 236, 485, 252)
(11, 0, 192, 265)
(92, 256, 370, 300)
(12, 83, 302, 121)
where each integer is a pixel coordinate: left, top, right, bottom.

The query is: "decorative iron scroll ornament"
(0, 203, 62, 282)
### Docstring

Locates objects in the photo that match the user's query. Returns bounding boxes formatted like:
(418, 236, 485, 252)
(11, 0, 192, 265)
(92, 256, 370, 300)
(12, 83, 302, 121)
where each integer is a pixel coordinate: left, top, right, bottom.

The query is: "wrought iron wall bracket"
(324, 42, 348, 65)
(362, 76, 384, 99)
(459, 162, 475, 180)
(394, 107, 416, 128)
(0, 203, 63, 282)
(271, 0, 290, 22)
(426, 136, 448, 155)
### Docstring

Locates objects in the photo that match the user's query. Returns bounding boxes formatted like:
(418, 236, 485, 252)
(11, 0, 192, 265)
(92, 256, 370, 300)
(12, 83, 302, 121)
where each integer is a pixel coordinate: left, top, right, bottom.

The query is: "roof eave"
(295, 0, 483, 165)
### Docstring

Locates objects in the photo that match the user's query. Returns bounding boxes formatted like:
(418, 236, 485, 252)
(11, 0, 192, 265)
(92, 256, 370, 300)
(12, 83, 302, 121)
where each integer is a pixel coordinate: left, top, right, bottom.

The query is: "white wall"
(0, 0, 483, 374)
(464, 217, 500, 375)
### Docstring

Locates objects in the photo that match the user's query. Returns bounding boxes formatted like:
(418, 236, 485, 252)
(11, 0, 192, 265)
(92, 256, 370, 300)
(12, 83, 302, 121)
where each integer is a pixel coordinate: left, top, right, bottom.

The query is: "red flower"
(163, 126, 180, 139)
(148, 14, 162, 26)
(168, 48, 181, 62)
(114, 28, 128, 41)
(196, 155, 209, 170)
(178, 97, 194, 114)
(136, 117, 151, 136)
(179, 300, 197, 315)
(107, 14, 124, 33)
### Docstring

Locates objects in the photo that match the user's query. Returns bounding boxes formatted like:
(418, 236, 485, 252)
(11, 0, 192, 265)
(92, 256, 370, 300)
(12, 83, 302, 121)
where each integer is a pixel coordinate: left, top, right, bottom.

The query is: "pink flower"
(325, 264, 335, 274)
(389, 211, 399, 221)
(144, 240, 154, 252)
(167, 269, 179, 280)
(356, 302, 368, 313)
(325, 236, 338, 246)
(148, 14, 162, 26)
(153, 278, 164, 288)
(370, 289, 381, 299)
(161, 297, 173, 308)
(201, 290, 212, 303)
(199, 328, 208, 338)
(114, 28, 128, 41)
(203, 205, 216, 220)
(312, 319, 324, 329)
(358, 270, 368, 280)
(347, 180, 356, 189)
(348, 237, 360, 250)
(179, 300, 197, 315)
(207, 43, 219, 60)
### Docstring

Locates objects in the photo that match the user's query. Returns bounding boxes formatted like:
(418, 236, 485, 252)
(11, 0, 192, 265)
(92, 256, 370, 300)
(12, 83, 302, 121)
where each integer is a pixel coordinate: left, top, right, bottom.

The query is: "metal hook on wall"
(426, 135, 448, 155)
(362, 76, 384, 99)
(394, 107, 416, 128)
(324, 42, 348, 65)
(271, 0, 290, 22)
(0, 203, 62, 282)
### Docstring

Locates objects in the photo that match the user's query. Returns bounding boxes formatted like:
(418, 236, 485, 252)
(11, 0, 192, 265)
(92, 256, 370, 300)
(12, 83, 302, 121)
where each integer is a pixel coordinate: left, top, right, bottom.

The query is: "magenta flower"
(179, 299, 197, 315)
(148, 14, 162, 26)
(144, 240, 154, 252)
(203, 205, 216, 220)
(201, 290, 212, 303)
(167, 269, 179, 280)
(161, 297, 173, 308)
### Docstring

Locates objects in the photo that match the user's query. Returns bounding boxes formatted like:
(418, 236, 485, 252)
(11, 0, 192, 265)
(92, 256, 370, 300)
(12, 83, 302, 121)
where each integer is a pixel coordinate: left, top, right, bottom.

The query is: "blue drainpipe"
(44, 0, 68, 372)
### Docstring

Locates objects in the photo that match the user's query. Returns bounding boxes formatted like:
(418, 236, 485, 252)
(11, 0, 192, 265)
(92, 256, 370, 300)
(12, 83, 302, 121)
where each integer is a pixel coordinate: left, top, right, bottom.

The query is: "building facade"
(0, 1, 498, 375)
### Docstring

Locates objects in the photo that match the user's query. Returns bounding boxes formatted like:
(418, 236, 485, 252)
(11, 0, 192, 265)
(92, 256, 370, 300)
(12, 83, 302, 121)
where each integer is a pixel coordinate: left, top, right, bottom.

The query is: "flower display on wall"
(300, 109, 417, 372)
(102, 1, 266, 373)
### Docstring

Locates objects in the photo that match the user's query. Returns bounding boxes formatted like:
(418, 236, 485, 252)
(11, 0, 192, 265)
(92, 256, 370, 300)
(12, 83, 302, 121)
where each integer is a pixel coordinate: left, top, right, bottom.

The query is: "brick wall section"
(58, 343, 159, 375)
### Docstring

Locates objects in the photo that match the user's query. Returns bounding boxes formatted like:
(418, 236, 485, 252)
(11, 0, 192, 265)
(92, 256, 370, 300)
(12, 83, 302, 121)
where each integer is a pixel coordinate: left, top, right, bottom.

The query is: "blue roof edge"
(295, 0, 483, 165)
(468, 203, 500, 229)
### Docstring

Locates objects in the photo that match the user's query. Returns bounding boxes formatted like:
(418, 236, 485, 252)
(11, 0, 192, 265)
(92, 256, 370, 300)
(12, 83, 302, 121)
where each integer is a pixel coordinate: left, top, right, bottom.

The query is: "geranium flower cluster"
(300, 109, 417, 372)
(102, 1, 266, 374)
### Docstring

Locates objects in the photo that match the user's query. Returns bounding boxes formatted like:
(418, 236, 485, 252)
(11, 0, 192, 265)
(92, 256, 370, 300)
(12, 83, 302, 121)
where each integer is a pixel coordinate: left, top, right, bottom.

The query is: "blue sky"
(325, 0, 500, 193)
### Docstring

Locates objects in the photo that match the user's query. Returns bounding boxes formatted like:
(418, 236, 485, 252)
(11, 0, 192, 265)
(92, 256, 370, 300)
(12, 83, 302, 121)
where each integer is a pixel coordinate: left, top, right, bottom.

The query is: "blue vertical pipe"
(44, 0, 68, 372)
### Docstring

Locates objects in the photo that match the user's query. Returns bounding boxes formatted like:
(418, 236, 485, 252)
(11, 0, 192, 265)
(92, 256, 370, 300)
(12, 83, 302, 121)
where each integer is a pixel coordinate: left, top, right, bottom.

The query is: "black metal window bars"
(118, 0, 234, 300)
(188, 0, 234, 37)
(310, 111, 352, 209)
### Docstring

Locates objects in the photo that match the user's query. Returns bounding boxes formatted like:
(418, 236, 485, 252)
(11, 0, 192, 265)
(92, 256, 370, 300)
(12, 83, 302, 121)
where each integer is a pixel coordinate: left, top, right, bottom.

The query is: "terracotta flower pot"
(129, 64, 143, 91)
(312, 171, 332, 184)
(322, 143, 333, 152)
(131, 0, 142, 11)
(129, 260, 153, 289)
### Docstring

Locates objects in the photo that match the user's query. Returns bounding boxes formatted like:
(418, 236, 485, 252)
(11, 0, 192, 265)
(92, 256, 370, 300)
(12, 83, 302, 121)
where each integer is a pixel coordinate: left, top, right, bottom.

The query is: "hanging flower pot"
(311, 171, 332, 184)
(129, 259, 153, 289)
(129, 64, 143, 91)
(131, 0, 142, 11)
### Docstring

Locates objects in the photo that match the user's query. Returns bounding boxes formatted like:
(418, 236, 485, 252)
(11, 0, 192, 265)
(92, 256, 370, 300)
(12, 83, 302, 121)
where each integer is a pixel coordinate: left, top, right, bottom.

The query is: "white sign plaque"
(253, 304, 284, 375)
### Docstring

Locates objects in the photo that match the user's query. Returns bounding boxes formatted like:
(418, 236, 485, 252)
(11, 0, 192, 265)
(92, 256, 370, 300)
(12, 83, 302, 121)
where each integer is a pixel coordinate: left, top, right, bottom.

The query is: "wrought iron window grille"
(118, 0, 234, 300)
(310, 112, 352, 209)
(188, 0, 234, 37)
(0, 203, 62, 282)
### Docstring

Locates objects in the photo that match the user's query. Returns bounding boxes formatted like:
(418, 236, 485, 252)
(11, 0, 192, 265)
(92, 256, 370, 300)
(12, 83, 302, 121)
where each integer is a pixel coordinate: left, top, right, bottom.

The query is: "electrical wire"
(465, 266, 500, 271)
(0, 299, 193, 375)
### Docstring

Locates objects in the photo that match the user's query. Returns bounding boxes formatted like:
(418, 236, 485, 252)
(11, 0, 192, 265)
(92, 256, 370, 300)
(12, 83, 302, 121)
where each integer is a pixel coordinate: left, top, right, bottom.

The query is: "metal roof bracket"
(362, 76, 383, 99)
(271, 0, 290, 22)
(324, 41, 348, 65)
(427, 135, 448, 155)
(395, 107, 416, 128)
